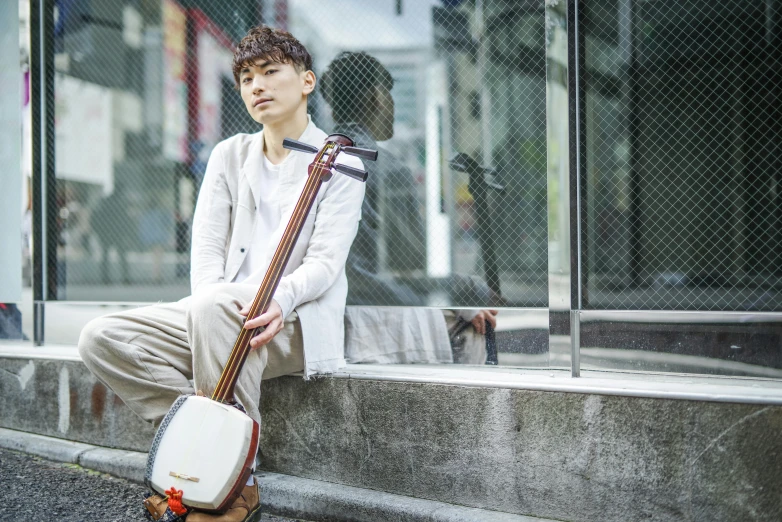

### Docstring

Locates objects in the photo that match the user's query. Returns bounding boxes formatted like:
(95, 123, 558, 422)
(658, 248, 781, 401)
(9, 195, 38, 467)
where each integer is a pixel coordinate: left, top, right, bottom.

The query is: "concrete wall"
(260, 377, 782, 522)
(1, 356, 780, 521)
(0, 357, 155, 452)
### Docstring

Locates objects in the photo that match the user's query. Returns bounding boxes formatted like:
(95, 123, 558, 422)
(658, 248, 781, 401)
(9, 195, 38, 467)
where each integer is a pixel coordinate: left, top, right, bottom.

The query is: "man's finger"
(244, 309, 278, 330)
(250, 318, 282, 349)
(472, 316, 485, 335)
(255, 308, 280, 324)
(485, 313, 497, 329)
(250, 329, 272, 349)
(251, 328, 276, 349)
(243, 316, 269, 330)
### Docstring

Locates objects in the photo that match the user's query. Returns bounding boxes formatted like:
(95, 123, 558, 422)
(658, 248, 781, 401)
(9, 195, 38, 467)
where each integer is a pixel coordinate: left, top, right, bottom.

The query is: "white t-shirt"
(233, 153, 285, 284)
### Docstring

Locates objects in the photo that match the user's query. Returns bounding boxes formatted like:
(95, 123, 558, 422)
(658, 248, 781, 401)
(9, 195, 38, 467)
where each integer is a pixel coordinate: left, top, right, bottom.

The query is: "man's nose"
(252, 76, 266, 93)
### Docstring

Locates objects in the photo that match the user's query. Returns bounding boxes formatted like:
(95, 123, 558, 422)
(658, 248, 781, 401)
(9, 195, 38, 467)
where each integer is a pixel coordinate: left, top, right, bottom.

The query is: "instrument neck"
(211, 163, 325, 403)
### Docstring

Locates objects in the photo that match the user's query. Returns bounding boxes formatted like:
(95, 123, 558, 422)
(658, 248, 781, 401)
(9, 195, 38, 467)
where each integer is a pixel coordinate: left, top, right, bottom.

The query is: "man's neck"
(262, 111, 309, 165)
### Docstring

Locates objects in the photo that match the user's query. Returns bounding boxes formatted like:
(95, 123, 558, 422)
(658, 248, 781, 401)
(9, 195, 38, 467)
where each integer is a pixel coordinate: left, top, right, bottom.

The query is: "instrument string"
(213, 163, 321, 399)
(212, 159, 327, 402)
(212, 174, 318, 401)
(214, 172, 321, 401)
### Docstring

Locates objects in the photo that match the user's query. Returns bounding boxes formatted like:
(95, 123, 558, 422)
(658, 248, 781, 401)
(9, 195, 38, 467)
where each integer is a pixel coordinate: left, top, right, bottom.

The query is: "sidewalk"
(0, 447, 305, 522)
(0, 428, 543, 522)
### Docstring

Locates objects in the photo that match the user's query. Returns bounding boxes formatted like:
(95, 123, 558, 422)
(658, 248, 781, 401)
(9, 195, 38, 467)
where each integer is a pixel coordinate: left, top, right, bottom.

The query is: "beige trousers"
(78, 283, 305, 427)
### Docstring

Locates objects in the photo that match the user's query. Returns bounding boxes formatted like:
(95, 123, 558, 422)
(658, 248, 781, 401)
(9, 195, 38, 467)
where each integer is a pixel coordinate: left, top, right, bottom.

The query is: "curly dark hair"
(320, 52, 394, 124)
(232, 25, 313, 87)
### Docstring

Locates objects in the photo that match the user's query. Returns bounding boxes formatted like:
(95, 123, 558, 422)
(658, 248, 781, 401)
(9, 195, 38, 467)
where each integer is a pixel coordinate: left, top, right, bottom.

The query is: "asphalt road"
(0, 448, 302, 522)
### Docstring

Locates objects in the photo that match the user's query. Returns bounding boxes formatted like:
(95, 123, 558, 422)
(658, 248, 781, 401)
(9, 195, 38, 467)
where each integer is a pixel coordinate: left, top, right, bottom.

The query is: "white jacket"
(190, 118, 365, 377)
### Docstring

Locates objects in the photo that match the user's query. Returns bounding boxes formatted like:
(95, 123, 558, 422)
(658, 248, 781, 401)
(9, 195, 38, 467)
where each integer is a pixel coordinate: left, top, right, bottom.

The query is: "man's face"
(370, 85, 395, 141)
(239, 60, 314, 125)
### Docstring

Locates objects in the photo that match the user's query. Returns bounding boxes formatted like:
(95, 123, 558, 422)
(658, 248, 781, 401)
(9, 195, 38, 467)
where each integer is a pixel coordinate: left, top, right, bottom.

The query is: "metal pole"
(30, 0, 56, 345)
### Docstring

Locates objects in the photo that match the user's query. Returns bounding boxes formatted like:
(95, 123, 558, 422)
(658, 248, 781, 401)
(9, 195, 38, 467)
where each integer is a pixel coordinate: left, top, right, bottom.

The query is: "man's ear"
(370, 85, 384, 109)
(302, 70, 316, 96)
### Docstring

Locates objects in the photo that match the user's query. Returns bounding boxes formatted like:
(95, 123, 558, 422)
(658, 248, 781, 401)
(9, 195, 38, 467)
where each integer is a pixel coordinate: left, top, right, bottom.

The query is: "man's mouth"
(254, 98, 272, 107)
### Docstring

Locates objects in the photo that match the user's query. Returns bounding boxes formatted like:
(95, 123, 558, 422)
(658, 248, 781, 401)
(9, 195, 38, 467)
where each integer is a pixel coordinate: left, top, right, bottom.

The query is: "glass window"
(582, 0, 782, 311)
(46, 0, 551, 367)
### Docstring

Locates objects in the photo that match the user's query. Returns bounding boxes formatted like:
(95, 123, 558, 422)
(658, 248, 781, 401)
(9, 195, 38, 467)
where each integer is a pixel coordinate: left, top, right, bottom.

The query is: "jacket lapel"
(225, 132, 263, 283)
(238, 131, 264, 211)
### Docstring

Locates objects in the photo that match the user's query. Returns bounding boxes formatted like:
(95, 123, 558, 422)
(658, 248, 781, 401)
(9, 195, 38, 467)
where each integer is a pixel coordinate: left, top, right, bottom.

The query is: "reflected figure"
(322, 52, 497, 364)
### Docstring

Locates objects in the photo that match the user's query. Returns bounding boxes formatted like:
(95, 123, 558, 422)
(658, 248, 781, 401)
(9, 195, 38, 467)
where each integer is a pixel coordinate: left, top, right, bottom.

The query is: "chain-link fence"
(42, 0, 782, 311)
(582, 0, 782, 311)
(48, 0, 548, 308)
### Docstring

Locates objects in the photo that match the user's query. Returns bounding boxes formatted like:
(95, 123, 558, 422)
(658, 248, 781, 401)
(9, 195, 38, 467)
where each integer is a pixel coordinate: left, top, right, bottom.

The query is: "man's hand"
(240, 299, 284, 350)
(471, 309, 498, 335)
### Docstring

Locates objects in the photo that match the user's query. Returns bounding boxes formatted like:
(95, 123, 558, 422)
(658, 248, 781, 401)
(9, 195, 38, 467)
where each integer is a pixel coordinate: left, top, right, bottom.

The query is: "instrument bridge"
(169, 471, 201, 483)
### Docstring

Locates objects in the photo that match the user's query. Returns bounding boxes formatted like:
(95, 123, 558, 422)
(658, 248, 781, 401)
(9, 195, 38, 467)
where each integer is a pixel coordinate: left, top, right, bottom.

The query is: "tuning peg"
(449, 153, 492, 174)
(485, 179, 505, 191)
(283, 138, 319, 154)
(333, 163, 368, 182)
(342, 146, 378, 162)
(449, 153, 504, 193)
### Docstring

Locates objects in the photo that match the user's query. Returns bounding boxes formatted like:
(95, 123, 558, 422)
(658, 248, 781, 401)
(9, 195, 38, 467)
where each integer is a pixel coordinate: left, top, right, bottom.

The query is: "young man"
(78, 26, 364, 522)
(320, 52, 497, 365)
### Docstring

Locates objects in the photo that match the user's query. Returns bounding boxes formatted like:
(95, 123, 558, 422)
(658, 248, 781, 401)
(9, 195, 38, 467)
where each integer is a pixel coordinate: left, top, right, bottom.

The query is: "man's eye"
(265, 69, 277, 75)
(242, 77, 251, 83)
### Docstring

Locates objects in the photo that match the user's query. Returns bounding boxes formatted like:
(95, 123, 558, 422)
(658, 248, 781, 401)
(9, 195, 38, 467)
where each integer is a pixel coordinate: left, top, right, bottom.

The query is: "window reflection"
(296, 1, 549, 365)
(294, 0, 548, 310)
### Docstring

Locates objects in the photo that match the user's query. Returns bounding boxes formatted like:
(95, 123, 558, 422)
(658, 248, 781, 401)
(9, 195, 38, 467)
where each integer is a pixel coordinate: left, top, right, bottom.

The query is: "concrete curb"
(0, 426, 95, 463)
(0, 427, 550, 522)
(256, 471, 547, 522)
(78, 447, 148, 484)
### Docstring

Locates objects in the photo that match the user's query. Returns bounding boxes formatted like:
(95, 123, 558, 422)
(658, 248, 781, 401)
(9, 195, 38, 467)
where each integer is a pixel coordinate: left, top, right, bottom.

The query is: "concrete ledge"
(3, 342, 782, 404)
(0, 355, 157, 451)
(333, 363, 782, 404)
(259, 377, 782, 522)
(0, 428, 543, 522)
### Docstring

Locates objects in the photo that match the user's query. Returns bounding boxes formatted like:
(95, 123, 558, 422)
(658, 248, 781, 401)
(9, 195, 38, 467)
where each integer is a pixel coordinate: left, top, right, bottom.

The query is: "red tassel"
(165, 487, 187, 516)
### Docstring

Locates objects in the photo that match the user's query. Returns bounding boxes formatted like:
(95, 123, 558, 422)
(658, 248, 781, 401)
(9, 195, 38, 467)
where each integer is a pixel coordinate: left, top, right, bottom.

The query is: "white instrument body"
(145, 395, 259, 511)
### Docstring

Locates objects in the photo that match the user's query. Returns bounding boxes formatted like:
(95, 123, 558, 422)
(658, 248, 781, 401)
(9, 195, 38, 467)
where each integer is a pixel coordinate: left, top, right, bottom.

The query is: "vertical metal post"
(570, 310, 580, 377)
(570, 0, 584, 376)
(30, 0, 44, 345)
(621, 0, 642, 289)
(30, 0, 56, 344)
(546, 0, 582, 375)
